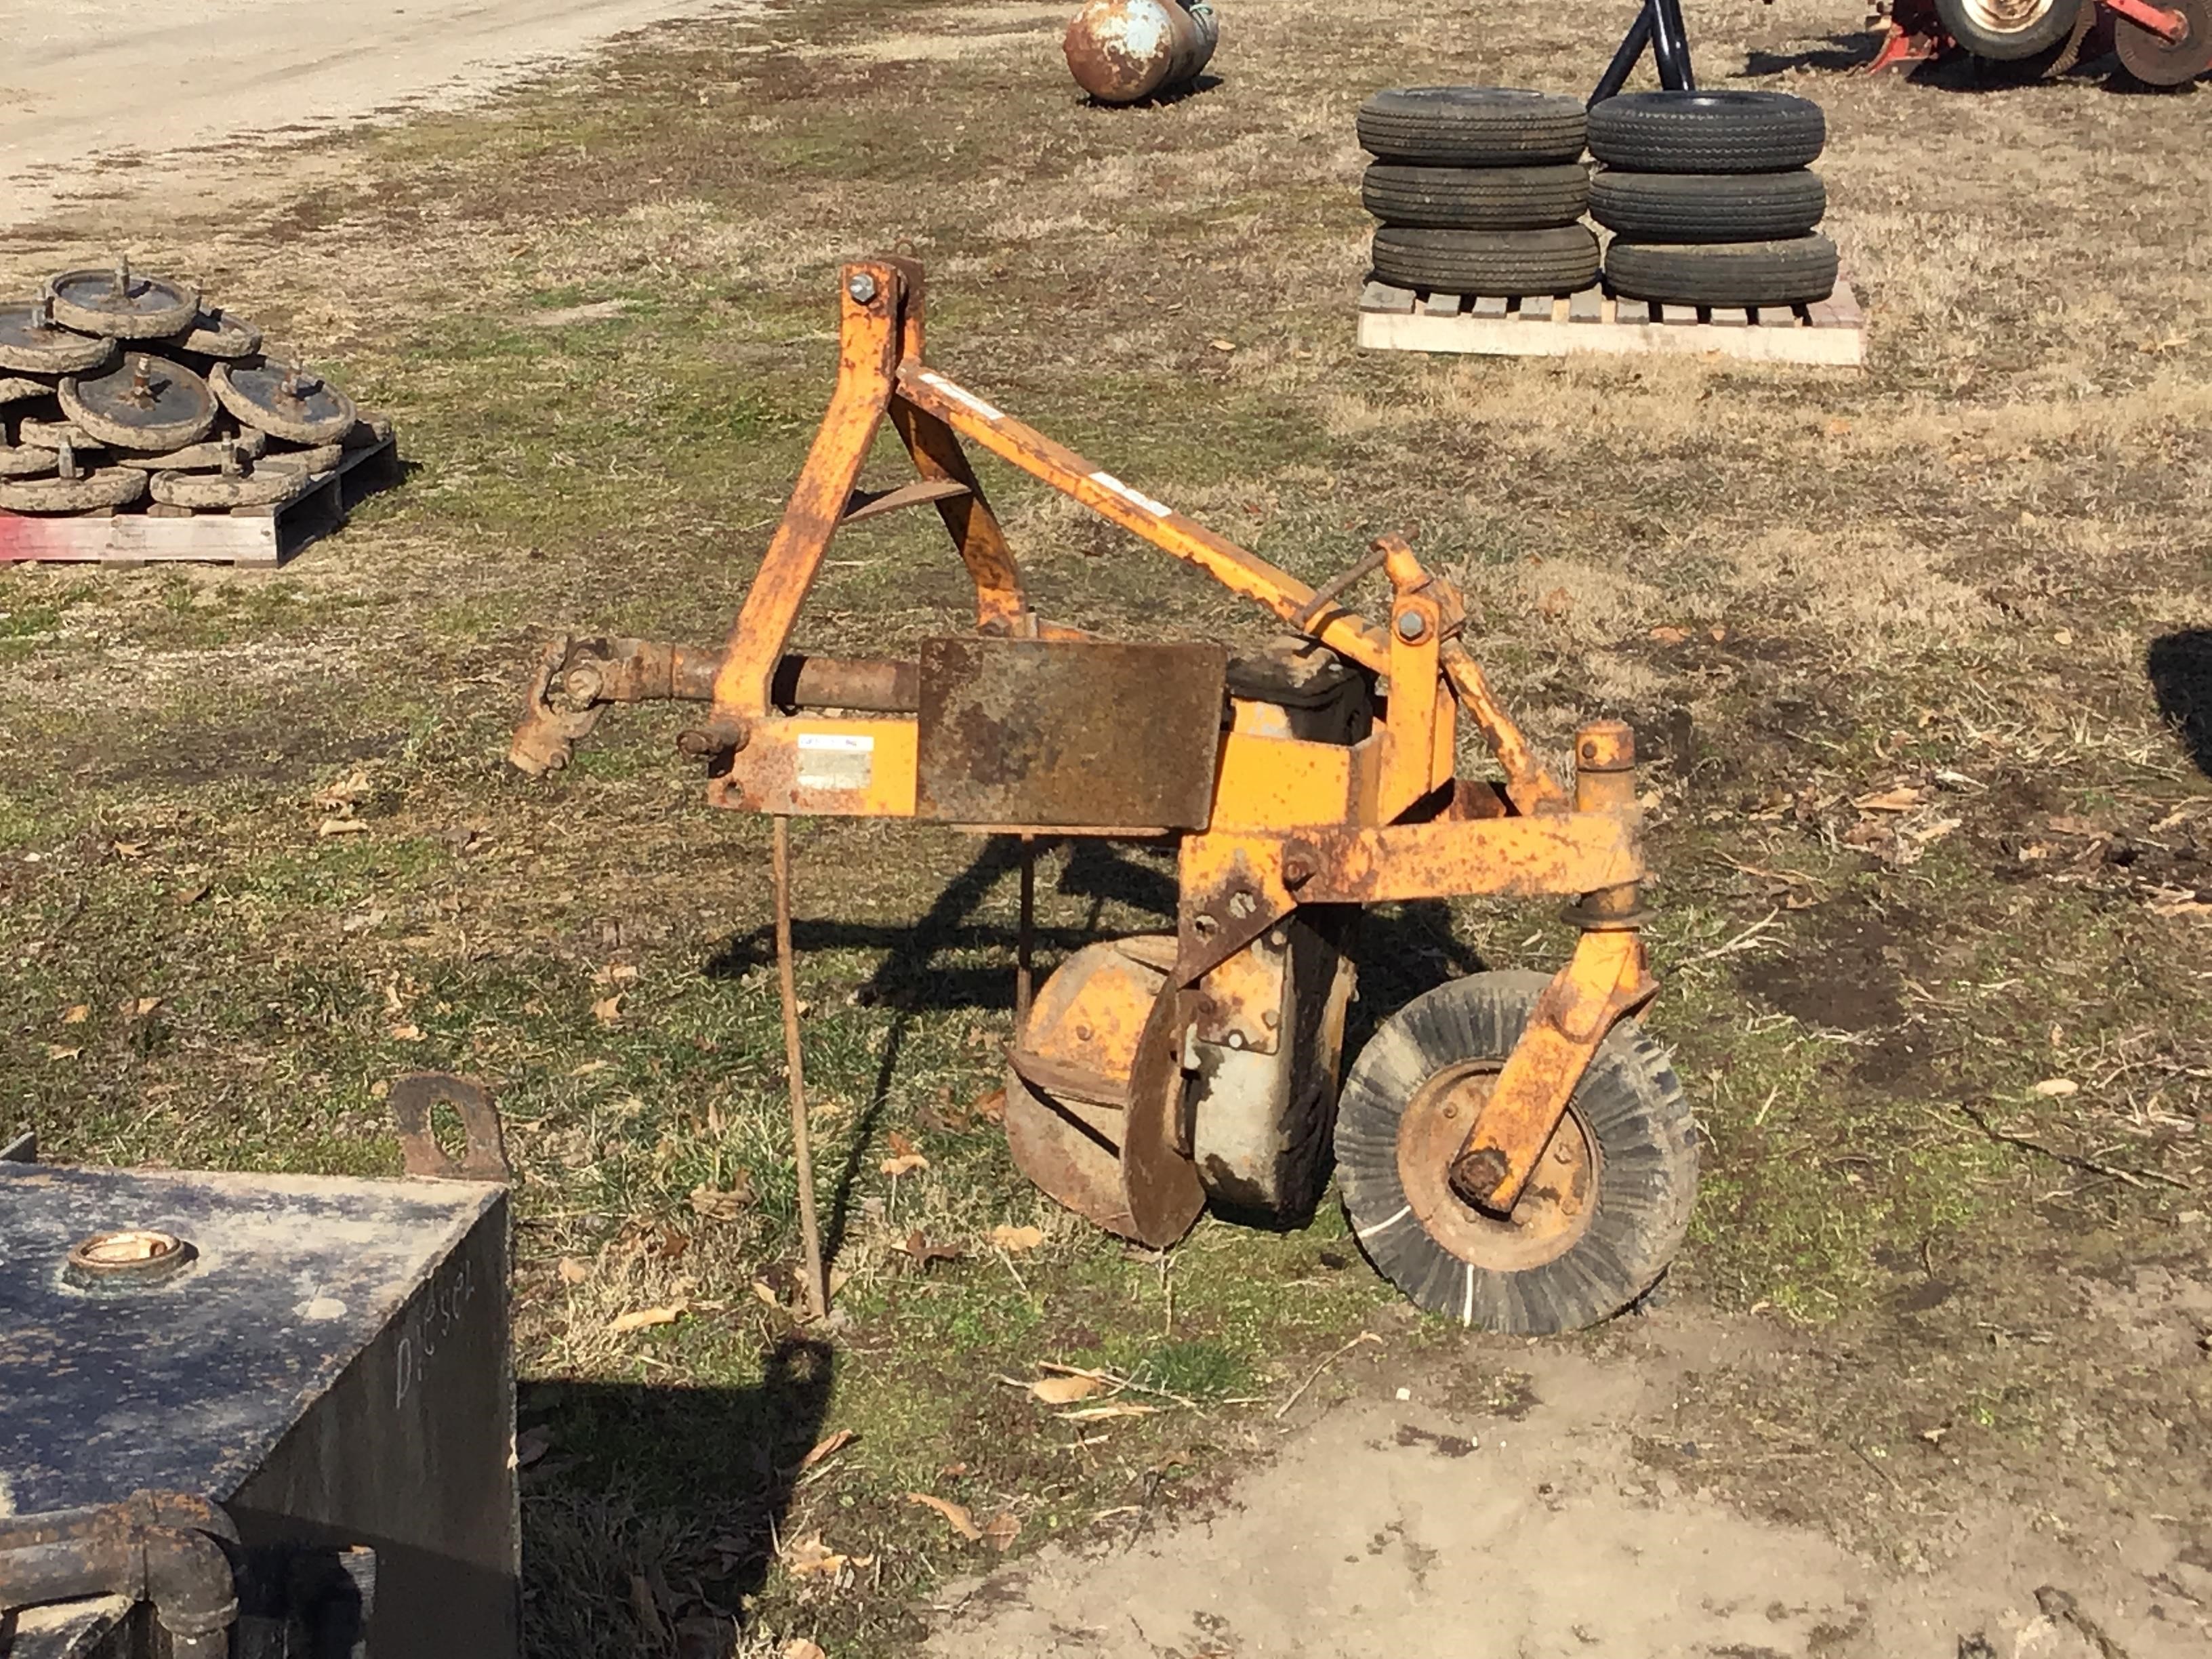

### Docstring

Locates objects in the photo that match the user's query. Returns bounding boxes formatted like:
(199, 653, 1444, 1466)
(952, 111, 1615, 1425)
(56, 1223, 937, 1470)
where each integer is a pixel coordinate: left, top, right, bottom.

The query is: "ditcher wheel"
(1335, 970, 1696, 1335)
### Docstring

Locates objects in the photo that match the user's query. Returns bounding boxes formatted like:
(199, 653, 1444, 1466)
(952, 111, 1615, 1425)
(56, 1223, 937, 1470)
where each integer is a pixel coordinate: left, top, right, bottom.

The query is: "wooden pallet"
(0, 433, 400, 567)
(1357, 281, 1865, 367)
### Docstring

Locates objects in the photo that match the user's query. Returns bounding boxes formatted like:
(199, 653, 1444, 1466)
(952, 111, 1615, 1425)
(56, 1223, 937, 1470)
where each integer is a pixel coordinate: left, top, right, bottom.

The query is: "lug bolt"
(846, 272, 878, 304)
(1395, 609, 1428, 642)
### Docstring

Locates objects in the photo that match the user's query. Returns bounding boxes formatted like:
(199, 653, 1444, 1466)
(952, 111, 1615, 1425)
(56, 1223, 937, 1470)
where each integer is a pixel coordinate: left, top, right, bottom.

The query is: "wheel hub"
(1396, 1063, 1597, 1272)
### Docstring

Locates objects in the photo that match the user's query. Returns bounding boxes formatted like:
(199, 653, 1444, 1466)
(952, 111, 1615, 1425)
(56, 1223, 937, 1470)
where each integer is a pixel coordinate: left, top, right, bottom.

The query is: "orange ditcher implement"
(512, 258, 1696, 1334)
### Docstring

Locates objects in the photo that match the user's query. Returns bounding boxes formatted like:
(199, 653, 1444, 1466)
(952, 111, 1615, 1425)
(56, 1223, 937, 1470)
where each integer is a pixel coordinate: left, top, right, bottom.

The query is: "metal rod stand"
(771, 815, 828, 1320)
(1016, 835, 1036, 1029)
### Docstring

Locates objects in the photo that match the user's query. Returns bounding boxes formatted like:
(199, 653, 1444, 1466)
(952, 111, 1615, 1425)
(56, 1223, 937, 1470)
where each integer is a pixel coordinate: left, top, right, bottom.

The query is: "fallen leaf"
(689, 1179, 756, 1222)
(1059, 1401, 1160, 1420)
(592, 995, 623, 1025)
(2045, 815, 2104, 838)
(1911, 817, 1963, 844)
(751, 1279, 784, 1308)
(61, 1004, 88, 1025)
(1853, 786, 1924, 813)
(2031, 1078, 2078, 1097)
(1029, 1374, 1105, 1405)
(570, 1059, 612, 1076)
(990, 1224, 1045, 1253)
(905, 1492, 983, 1541)
(1647, 625, 1690, 644)
(980, 1511, 1021, 1551)
(557, 1256, 592, 1286)
(316, 816, 370, 838)
(608, 1301, 689, 1334)
(1209, 337, 1235, 352)
(905, 1230, 961, 1268)
(2052, 628, 2074, 647)
(174, 881, 211, 906)
(939, 1461, 970, 1479)
(1538, 586, 1573, 619)
(515, 1425, 554, 1468)
(888, 1128, 921, 1158)
(115, 996, 160, 1019)
(783, 1642, 828, 1659)
(1841, 819, 1892, 849)
(46, 1044, 81, 1061)
(110, 840, 145, 859)
(389, 1023, 423, 1042)
(1708, 625, 1729, 642)
(782, 1536, 848, 1578)
(971, 1086, 1006, 1122)
(798, 1429, 856, 1472)
(880, 1152, 928, 1177)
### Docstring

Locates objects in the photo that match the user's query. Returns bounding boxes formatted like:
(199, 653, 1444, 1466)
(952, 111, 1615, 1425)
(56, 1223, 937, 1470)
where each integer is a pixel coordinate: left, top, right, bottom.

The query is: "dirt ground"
(3, 1, 2210, 1656)
(0, 0, 747, 228)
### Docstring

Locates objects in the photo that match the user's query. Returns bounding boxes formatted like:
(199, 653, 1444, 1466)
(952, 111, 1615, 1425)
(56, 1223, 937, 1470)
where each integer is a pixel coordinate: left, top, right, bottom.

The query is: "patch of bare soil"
(930, 1296, 2212, 1659)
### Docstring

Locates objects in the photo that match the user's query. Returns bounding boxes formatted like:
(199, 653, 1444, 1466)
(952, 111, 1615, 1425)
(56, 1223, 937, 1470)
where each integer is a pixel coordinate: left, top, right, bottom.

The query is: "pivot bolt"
(846, 272, 878, 304)
(1395, 609, 1429, 642)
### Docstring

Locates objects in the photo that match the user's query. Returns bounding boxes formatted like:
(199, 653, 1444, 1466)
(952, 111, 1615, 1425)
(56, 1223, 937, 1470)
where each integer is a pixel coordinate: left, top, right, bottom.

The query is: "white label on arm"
(796, 733, 874, 791)
(917, 371, 1005, 424)
(1087, 471, 1174, 520)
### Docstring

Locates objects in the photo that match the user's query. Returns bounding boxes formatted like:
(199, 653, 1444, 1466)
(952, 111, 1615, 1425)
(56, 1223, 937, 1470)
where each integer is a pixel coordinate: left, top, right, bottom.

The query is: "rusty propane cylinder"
(1063, 0, 1218, 104)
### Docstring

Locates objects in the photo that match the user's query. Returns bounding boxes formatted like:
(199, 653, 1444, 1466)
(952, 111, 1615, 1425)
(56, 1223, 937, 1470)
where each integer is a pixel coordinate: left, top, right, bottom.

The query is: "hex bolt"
(1395, 609, 1429, 642)
(846, 272, 878, 304)
(128, 356, 155, 404)
(1226, 1031, 1246, 1050)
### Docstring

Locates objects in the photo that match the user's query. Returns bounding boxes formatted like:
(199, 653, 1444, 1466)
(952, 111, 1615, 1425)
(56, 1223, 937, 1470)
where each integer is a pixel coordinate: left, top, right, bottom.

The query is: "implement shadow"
(518, 1338, 834, 1653)
(703, 836, 1488, 1256)
(2147, 628, 2212, 779)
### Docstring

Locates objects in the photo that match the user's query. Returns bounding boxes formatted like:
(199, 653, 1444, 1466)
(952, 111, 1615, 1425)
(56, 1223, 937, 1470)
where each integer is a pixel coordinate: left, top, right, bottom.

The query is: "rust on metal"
(1063, 0, 1218, 103)
(1279, 814, 1643, 905)
(63, 1228, 197, 1291)
(914, 637, 1226, 829)
(1399, 1067, 1597, 1271)
(1448, 928, 1656, 1214)
(389, 1071, 510, 1182)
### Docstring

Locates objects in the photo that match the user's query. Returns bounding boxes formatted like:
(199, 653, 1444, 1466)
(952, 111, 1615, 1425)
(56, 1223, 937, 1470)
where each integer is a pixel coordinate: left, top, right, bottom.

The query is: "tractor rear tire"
(1588, 167, 1825, 242)
(1357, 87, 1589, 167)
(1362, 163, 1591, 229)
(1371, 225, 1601, 297)
(1605, 235, 1839, 308)
(1334, 971, 1698, 1335)
(1586, 89, 1825, 173)
(1934, 0, 2083, 60)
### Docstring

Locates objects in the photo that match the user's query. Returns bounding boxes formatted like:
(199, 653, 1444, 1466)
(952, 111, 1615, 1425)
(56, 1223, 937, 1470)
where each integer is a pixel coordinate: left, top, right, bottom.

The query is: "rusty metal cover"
(916, 637, 1225, 830)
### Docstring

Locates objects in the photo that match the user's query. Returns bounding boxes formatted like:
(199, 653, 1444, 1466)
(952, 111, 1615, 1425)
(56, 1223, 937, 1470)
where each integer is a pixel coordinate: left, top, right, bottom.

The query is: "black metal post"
(1589, 3, 1652, 104)
(1650, 0, 1698, 88)
(1589, 0, 1698, 106)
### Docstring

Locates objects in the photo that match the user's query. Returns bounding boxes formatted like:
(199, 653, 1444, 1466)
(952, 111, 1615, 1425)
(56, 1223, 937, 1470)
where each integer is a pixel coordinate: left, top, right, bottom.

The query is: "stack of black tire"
(1587, 91, 1837, 310)
(1357, 88, 1601, 301)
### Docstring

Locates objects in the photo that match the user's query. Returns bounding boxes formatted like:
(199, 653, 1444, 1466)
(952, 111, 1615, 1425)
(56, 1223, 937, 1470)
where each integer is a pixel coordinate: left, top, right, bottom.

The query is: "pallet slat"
(0, 434, 400, 567)
(1360, 281, 1416, 315)
(1357, 283, 1865, 367)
